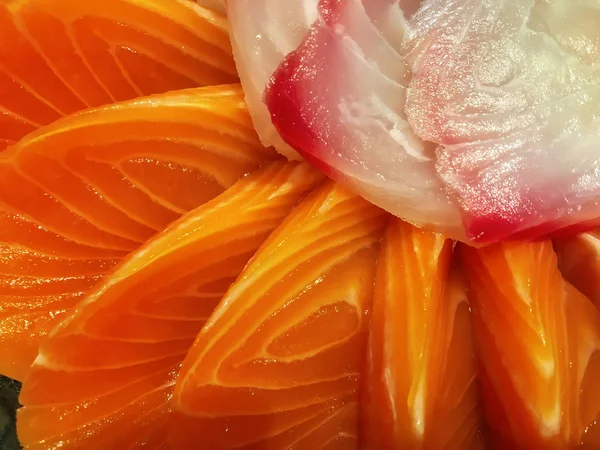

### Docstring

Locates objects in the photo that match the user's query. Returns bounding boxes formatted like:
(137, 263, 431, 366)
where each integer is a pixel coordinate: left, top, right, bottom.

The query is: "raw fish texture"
(231, 0, 600, 243)
(0, 0, 237, 151)
(264, 0, 461, 236)
(172, 181, 388, 449)
(17, 161, 322, 450)
(461, 240, 600, 448)
(227, 0, 319, 159)
(0, 85, 275, 381)
(406, 0, 600, 242)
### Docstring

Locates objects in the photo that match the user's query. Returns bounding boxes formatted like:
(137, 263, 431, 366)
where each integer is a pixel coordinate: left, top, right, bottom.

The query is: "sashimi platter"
(1, 0, 600, 448)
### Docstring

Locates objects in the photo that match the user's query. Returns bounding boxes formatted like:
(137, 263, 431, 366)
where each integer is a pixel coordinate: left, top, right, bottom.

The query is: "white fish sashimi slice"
(406, 0, 600, 243)
(227, 0, 319, 160)
(265, 0, 462, 234)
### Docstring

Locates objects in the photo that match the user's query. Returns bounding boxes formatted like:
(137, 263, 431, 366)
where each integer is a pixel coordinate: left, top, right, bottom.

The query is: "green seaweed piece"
(0, 375, 22, 450)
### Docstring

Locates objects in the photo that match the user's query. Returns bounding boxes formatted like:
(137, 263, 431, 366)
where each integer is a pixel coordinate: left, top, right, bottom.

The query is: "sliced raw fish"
(461, 240, 600, 448)
(227, 0, 319, 159)
(0, 85, 276, 381)
(406, 0, 600, 242)
(364, 219, 486, 449)
(171, 181, 388, 449)
(264, 0, 462, 236)
(231, 0, 600, 243)
(17, 161, 322, 449)
(0, 0, 236, 151)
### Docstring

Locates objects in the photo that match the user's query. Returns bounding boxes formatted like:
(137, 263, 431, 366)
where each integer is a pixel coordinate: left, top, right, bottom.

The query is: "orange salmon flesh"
(0, 1, 599, 450)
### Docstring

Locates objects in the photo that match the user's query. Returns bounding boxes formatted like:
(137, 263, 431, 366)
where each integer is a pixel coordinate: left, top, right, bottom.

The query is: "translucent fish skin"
(264, 0, 462, 237)
(171, 181, 388, 449)
(227, 0, 319, 160)
(406, 0, 600, 243)
(0, 85, 276, 381)
(0, 0, 237, 151)
(17, 161, 323, 450)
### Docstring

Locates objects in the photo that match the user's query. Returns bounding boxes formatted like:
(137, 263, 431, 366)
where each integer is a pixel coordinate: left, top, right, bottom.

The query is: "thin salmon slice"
(461, 241, 600, 449)
(16, 160, 323, 450)
(364, 219, 486, 450)
(0, 84, 276, 381)
(0, 0, 237, 151)
(170, 181, 389, 450)
(554, 230, 600, 309)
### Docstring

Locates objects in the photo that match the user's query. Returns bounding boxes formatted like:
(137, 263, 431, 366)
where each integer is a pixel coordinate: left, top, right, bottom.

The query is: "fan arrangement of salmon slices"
(1, 0, 600, 449)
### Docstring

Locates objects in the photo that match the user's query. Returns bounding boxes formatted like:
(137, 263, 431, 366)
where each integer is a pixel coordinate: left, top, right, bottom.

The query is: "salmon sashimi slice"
(16, 160, 323, 450)
(0, 84, 276, 381)
(460, 241, 600, 449)
(554, 230, 600, 309)
(364, 219, 485, 450)
(170, 181, 389, 450)
(0, 0, 237, 151)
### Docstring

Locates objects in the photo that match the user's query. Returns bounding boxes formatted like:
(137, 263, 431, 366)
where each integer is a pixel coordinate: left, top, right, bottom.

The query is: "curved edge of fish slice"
(1, 84, 263, 159)
(16, 160, 324, 449)
(0, 0, 237, 149)
(170, 181, 389, 450)
(0, 84, 277, 382)
(363, 219, 486, 450)
(554, 231, 600, 309)
(460, 240, 600, 449)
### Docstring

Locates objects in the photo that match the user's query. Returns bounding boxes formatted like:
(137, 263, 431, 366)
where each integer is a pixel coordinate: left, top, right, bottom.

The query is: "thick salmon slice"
(461, 241, 600, 449)
(170, 181, 389, 450)
(554, 230, 600, 309)
(0, 0, 237, 151)
(16, 160, 323, 450)
(0, 84, 276, 381)
(364, 220, 486, 450)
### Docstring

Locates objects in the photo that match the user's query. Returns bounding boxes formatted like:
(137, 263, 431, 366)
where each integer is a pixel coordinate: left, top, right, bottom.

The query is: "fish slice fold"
(0, 85, 276, 381)
(0, 0, 237, 151)
(227, 0, 320, 159)
(364, 219, 486, 449)
(263, 0, 461, 236)
(17, 160, 322, 449)
(406, 0, 600, 242)
(231, 0, 600, 243)
(171, 181, 388, 449)
(461, 240, 600, 448)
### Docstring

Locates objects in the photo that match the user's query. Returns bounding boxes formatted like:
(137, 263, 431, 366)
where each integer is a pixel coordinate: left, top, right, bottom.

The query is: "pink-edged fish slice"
(405, 0, 600, 243)
(227, 0, 319, 160)
(265, 0, 462, 238)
